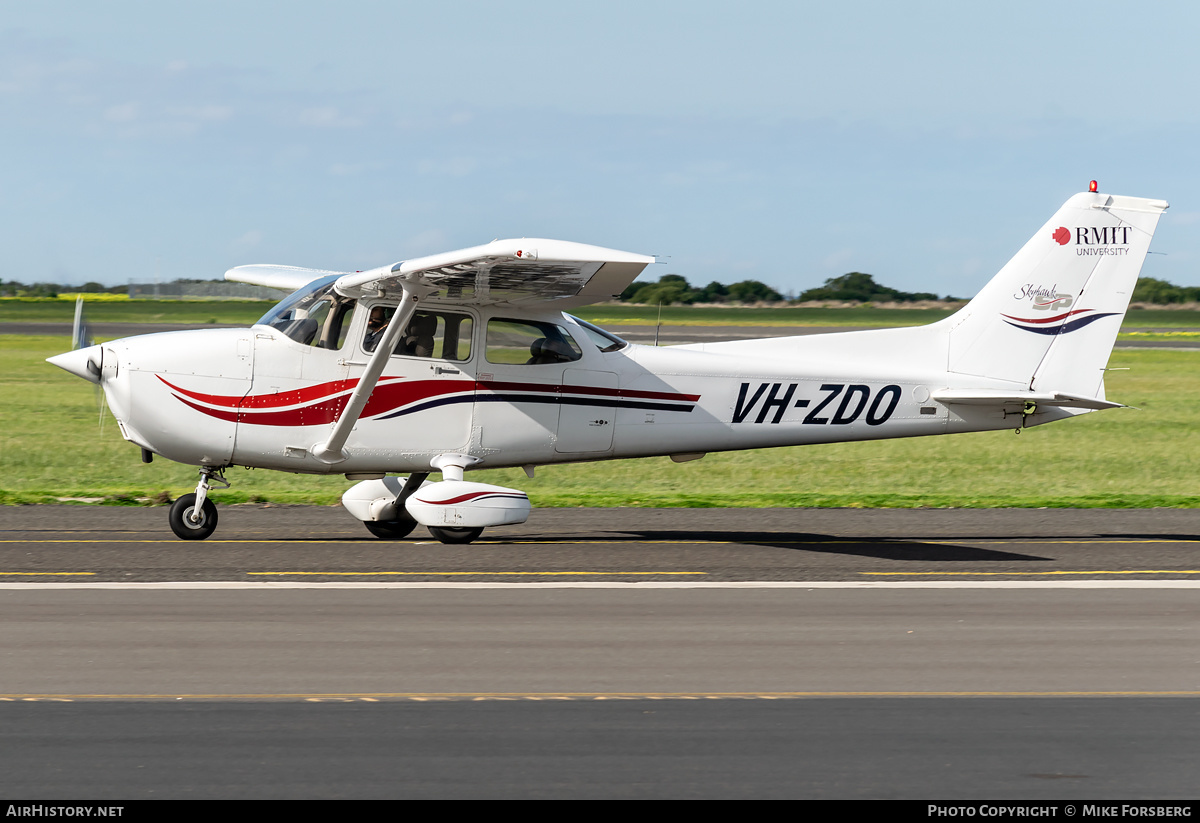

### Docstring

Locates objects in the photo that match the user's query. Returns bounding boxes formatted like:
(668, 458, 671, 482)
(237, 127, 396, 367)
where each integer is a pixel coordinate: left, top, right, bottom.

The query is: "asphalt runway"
(2, 699, 1195, 800)
(1, 506, 1198, 798)
(4, 504, 1200, 582)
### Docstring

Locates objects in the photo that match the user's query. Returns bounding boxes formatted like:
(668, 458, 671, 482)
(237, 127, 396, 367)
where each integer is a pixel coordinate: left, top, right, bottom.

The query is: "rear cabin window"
(568, 315, 628, 352)
(485, 319, 583, 365)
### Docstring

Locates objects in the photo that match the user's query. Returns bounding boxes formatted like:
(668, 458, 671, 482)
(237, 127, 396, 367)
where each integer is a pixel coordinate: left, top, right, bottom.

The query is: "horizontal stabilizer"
(931, 389, 1125, 411)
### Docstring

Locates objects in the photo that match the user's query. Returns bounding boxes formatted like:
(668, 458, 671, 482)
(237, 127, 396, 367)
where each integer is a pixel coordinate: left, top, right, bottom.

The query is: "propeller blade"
(71, 295, 94, 350)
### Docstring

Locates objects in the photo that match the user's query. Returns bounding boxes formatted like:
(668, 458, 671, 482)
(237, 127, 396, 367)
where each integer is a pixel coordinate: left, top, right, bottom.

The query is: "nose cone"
(47, 345, 103, 384)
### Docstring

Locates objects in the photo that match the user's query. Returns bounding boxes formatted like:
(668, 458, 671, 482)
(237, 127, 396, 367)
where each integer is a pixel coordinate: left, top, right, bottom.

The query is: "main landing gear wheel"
(428, 526, 483, 545)
(363, 515, 417, 539)
(168, 493, 218, 540)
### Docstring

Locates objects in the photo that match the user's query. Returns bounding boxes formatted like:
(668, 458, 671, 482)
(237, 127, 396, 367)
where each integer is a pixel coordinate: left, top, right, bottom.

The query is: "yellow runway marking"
(0, 572, 95, 576)
(864, 570, 1200, 576)
(247, 571, 708, 577)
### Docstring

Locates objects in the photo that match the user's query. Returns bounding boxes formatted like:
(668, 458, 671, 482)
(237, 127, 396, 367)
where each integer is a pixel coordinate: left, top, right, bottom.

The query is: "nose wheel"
(169, 493, 218, 540)
(168, 467, 228, 540)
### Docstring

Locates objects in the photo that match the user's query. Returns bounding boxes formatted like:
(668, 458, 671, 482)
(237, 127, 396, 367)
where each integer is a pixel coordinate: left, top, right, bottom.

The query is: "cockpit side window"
(362, 306, 473, 361)
(317, 299, 356, 349)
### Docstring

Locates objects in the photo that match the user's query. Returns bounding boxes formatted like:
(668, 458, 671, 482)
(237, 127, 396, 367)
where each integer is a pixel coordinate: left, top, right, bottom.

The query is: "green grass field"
(3, 333, 1198, 508)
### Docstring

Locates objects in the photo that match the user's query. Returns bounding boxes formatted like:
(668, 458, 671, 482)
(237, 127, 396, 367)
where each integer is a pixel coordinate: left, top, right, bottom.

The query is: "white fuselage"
(94, 303, 1071, 476)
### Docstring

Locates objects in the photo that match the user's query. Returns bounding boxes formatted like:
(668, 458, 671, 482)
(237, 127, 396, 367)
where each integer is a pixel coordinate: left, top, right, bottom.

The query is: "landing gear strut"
(168, 467, 228, 540)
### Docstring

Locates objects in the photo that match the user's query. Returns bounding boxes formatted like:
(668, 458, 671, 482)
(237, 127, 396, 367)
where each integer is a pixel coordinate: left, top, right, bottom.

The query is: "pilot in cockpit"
(363, 306, 390, 352)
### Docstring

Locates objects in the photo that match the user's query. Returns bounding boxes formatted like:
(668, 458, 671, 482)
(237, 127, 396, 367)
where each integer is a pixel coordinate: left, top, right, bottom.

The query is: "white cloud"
(820, 249, 856, 270)
(103, 101, 139, 122)
(298, 106, 363, 128)
(416, 157, 479, 178)
(166, 104, 233, 122)
(232, 230, 263, 253)
(1167, 211, 1200, 226)
(400, 229, 448, 257)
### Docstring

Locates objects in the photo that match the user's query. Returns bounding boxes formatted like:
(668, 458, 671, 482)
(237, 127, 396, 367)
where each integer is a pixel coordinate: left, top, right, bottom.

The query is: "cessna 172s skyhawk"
(48, 186, 1166, 542)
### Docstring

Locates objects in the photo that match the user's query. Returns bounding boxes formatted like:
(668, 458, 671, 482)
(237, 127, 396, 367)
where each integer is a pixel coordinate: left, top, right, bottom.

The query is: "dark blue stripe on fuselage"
(375, 392, 695, 421)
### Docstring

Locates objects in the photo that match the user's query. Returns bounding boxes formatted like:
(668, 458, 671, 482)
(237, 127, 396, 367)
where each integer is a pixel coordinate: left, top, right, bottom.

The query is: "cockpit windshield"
(255, 274, 355, 348)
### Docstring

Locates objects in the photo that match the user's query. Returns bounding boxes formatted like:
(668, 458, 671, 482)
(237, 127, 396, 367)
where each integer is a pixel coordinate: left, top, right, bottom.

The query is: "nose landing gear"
(168, 467, 229, 540)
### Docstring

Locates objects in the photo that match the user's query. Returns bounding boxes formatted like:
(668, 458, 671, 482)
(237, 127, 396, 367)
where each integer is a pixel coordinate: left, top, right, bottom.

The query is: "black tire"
(428, 526, 483, 545)
(168, 493, 218, 540)
(363, 516, 417, 539)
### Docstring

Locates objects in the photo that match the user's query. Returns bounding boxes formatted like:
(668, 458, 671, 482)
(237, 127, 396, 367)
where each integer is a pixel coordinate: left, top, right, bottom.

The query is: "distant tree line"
(619, 274, 783, 305)
(1, 280, 120, 298)
(5, 273, 1200, 305)
(1130, 277, 1200, 304)
(0, 278, 263, 299)
(621, 271, 1200, 306)
(795, 272, 942, 303)
(618, 272, 948, 305)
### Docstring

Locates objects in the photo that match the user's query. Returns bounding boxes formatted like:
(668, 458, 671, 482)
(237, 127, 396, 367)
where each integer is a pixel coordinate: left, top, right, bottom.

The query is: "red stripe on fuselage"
(165, 375, 700, 427)
(157, 375, 405, 409)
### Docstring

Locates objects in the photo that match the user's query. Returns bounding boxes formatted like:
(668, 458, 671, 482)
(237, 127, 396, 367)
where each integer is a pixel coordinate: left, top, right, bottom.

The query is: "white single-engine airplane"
(49, 186, 1166, 542)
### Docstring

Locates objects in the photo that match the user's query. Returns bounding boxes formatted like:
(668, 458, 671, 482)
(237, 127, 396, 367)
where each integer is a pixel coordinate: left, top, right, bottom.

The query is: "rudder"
(945, 190, 1167, 397)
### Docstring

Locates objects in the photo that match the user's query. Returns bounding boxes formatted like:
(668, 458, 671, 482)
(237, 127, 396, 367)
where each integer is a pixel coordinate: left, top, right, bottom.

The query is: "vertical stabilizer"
(945, 191, 1167, 395)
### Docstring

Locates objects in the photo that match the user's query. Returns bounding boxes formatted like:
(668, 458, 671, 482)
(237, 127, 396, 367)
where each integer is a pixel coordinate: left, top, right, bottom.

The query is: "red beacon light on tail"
(1089, 180, 1099, 193)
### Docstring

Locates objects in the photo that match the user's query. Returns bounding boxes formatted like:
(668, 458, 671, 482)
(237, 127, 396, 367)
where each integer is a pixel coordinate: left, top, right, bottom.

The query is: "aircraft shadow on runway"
(620, 531, 1053, 562)
(1102, 532, 1200, 541)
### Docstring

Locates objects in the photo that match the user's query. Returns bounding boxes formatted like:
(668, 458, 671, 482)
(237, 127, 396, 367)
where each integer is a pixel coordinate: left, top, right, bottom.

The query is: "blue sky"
(3, 1, 1198, 297)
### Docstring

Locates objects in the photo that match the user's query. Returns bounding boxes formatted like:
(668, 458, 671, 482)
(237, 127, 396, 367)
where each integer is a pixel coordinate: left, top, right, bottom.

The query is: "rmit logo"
(1053, 226, 1132, 246)
(1077, 226, 1131, 245)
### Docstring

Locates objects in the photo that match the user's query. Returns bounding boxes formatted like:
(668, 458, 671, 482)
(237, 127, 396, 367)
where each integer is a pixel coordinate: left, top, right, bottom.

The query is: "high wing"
(224, 238, 654, 465)
(332, 238, 654, 308)
(223, 239, 653, 308)
(224, 264, 348, 293)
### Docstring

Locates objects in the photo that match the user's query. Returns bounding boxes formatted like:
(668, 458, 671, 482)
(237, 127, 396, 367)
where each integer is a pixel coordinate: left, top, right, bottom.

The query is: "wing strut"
(311, 282, 432, 464)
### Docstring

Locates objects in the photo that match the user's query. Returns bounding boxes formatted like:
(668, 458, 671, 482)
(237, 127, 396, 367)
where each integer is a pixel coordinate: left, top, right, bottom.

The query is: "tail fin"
(945, 190, 1167, 397)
